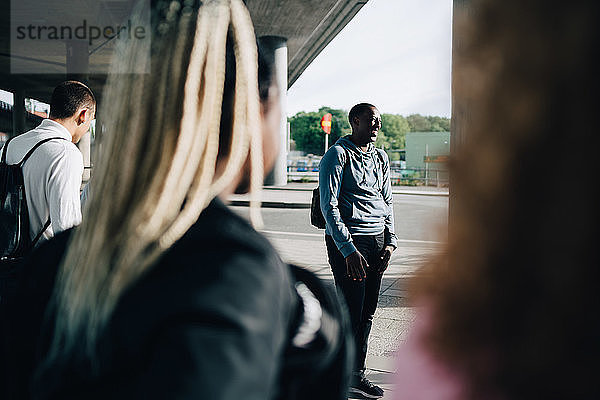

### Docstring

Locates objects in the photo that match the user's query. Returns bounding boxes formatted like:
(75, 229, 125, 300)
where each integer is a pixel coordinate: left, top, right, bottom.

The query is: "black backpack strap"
(281, 264, 353, 400)
(375, 148, 385, 165)
(374, 148, 386, 192)
(339, 144, 350, 169)
(334, 145, 351, 186)
(17, 137, 68, 168)
(31, 218, 51, 248)
(9, 137, 67, 246)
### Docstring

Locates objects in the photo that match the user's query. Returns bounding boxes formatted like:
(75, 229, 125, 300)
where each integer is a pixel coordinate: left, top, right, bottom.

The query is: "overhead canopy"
(0, 0, 368, 103)
(248, 0, 367, 86)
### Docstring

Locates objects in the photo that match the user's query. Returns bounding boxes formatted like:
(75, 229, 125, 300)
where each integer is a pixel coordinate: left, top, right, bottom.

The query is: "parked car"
(296, 160, 308, 172)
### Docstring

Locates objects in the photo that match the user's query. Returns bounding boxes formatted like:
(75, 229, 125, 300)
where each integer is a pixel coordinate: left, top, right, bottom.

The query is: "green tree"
(374, 131, 390, 150)
(289, 107, 350, 155)
(380, 114, 409, 149)
(427, 115, 451, 132)
(388, 151, 401, 161)
(407, 114, 432, 132)
(289, 111, 322, 155)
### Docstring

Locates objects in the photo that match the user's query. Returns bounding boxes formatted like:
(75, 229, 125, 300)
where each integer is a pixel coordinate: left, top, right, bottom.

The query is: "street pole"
(321, 112, 332, 155)
(425, 144, 429, 186)
(287, 121, 291, 153)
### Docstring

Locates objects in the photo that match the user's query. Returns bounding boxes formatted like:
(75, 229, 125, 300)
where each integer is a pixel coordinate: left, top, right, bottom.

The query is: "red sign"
(424, 155, 449, 163)
(320, 113, 332, 134)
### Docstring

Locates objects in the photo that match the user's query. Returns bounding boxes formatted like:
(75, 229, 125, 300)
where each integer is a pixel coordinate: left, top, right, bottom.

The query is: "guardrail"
(287, 168, 449, 187)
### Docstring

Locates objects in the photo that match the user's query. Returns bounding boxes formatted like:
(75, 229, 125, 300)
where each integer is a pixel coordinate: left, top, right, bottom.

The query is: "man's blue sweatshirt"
(319, 136, 397, 258)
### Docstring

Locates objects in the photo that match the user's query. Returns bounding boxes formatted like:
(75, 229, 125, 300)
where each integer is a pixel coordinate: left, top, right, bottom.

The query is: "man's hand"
(345, 251, 368, 281)
(377, 245, 395, 275)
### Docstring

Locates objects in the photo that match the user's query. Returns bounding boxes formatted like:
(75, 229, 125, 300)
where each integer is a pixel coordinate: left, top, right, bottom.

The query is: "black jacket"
(6, 199, 303, 399)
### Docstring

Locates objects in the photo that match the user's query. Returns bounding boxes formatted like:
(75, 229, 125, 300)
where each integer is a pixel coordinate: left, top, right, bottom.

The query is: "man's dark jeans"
(325, 233, 384, 374)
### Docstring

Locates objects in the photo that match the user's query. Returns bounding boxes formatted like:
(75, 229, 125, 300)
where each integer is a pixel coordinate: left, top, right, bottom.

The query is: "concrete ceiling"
(247, 0, 367, 86)
(0, 0, 367, 103)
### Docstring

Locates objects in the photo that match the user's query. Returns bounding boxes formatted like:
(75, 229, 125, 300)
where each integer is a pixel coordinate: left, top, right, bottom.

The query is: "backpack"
(278, 263, 354, 400)
(310, 146, 385, 229)
(310, 187, 327, 229)
(0, 137, 64, 260)
(1, 137, 66, 307)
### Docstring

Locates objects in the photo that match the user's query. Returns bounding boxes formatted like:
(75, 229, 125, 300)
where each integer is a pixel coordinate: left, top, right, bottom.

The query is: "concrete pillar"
(78, 127, 92, 183)
(66, 40, 92, 182)
(260, 36, 288, 187)
(12, 88, 26, 138)
(89, 117, 105, 178)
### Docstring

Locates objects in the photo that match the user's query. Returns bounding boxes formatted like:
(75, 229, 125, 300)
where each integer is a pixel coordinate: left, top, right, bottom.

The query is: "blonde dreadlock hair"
(47, 0, 265, 358)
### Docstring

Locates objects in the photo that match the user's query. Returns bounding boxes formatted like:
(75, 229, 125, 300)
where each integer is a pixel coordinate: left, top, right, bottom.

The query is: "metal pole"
(287, 121, 291, 153)
(325, 134, 328, 154)
(425, 144, 429, 186)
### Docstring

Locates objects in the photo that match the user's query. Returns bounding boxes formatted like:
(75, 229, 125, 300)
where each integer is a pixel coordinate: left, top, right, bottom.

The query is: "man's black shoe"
(349, 376, 384, 399)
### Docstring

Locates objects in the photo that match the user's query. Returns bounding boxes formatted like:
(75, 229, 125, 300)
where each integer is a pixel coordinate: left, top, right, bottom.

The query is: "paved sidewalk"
(259, 230, 439, 399)
(229, 184, 445, 399)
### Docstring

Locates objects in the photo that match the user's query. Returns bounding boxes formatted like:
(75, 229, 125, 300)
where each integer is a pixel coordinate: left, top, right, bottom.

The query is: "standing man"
(3, 81, 95, 242)
(319, 103, 396, 399)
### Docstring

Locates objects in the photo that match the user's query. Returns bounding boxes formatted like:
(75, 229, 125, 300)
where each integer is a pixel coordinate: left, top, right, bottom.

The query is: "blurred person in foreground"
(3, 0, 351, 399)
(394, 1, 600, 399)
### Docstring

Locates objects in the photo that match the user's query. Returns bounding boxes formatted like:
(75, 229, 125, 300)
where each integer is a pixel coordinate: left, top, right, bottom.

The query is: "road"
(230, 193, 448, 397)
(232, 193, 448, 243)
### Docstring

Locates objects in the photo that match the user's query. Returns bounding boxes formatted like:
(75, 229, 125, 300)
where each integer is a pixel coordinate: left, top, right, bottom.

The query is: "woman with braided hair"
(3, 1, 351, 399)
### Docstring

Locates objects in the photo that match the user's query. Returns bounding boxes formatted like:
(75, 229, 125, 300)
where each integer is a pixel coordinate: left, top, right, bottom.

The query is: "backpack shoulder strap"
(31, 218, 51, 248)
(334, 144, 351, 168)
(373, 148, 387, 192)
(17, 137, 68, 167)
(282, 263, 353, 399)
(375, 147, 386, 165)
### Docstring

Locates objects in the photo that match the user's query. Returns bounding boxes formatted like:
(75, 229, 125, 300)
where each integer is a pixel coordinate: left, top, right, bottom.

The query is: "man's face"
(353, 107, 381, 145)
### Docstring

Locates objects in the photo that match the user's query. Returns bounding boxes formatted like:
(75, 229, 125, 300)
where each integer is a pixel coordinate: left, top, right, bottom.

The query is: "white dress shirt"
(3, 119, 83, 242)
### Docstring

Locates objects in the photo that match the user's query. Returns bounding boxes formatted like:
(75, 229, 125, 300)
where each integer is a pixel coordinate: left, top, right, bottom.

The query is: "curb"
(262, 186, 314, 192)
(229, 188, 448, 209)
(392, 190, 448, 197)
(228, 200, 311, 209)
(262, 186, 449, 197)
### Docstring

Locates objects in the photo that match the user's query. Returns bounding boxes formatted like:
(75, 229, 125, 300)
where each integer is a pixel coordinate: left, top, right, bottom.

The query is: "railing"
(287, 165, 449, 187)
(0, 102, 45, 136)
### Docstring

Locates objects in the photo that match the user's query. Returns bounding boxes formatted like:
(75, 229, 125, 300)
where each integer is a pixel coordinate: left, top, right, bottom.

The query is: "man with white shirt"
(2, 81, 95, 242)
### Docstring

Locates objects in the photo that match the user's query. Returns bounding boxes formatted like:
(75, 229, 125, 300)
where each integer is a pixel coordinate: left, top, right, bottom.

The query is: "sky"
(286, 0, 452, 118)
(1, 0, 452, 118)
